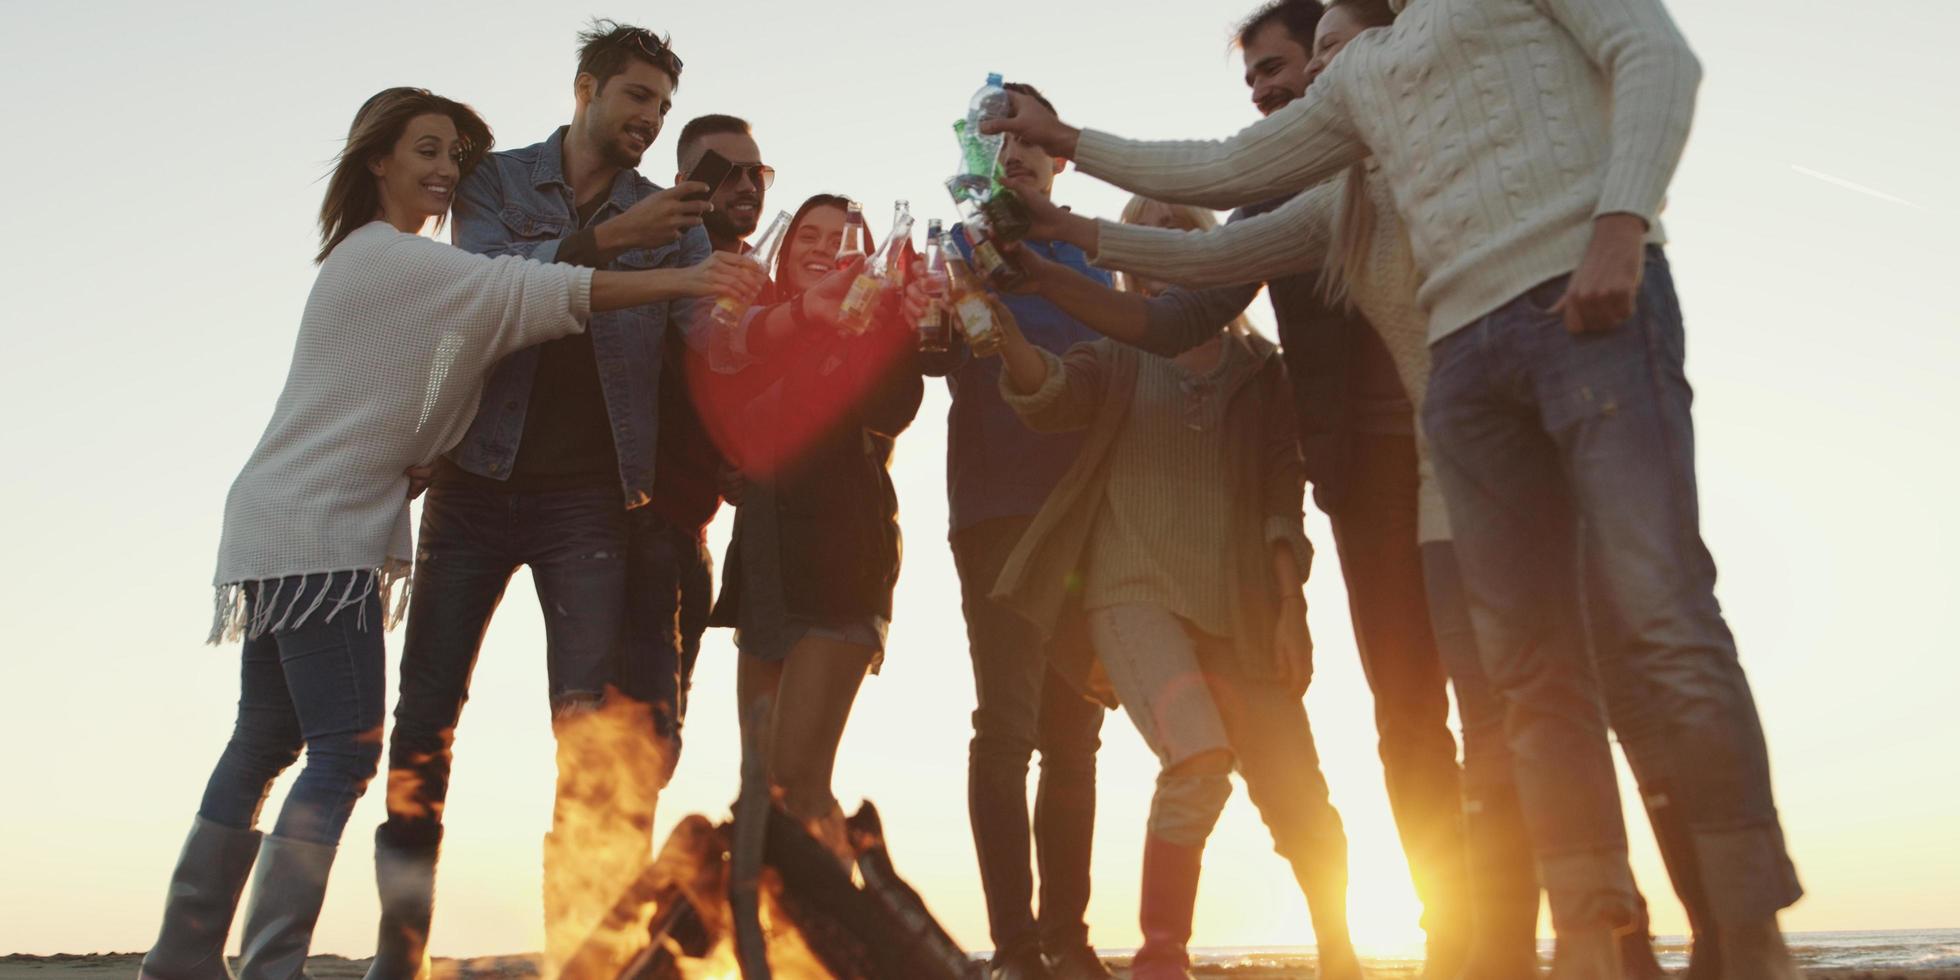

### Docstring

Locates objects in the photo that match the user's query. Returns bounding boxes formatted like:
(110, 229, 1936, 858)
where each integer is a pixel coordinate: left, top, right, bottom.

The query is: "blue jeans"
(1423, 249, 1800, 930)
(382, 485, 631, 842)
(198, 572, 386, 845)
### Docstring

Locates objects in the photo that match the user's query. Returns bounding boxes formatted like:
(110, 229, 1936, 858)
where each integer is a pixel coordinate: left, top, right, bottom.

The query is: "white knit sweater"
(209, 220, 594, 641)
(1073, 0, 1700, 341)
(1096, 173, 1451, 543)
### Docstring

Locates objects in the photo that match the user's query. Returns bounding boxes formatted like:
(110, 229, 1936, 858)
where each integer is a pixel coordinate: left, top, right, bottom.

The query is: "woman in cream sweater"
(142, 87, 761, 980)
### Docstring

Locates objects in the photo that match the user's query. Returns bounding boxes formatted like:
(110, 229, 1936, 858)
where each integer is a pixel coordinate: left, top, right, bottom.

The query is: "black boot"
(141, 817, 263, 980)
(363, 824, 440, 980)
(1456, 791, 1541, 980)
(1640, 783, 1722, 979)
(234, 835, 338, 980)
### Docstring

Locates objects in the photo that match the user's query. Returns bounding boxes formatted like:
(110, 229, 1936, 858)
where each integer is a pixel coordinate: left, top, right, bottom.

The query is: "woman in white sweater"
(987, 1, 1802, 975)
(141, 88, 762, 980)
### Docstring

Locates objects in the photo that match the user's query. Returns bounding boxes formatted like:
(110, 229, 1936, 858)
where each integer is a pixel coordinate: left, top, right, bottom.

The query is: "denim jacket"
(446, 126, 713, 509)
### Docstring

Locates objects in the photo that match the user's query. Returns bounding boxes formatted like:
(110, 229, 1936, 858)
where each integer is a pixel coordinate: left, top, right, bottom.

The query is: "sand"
(3, 953, 1955, 980)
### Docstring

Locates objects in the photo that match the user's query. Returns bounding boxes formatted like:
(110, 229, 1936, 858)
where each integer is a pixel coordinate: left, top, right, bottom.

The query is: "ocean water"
(1180, 929, 1960, 973)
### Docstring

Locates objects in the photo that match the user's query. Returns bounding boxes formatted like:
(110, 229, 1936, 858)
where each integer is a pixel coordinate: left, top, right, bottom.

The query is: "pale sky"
(1, 0, 1957, 959)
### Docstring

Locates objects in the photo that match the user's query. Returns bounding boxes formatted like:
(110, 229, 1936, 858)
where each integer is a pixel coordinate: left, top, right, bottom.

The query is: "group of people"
(139, 1, 1804, 979)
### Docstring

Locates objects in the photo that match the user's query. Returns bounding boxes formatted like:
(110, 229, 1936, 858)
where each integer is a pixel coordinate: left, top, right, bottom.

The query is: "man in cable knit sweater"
(985, 0, 1802, 976)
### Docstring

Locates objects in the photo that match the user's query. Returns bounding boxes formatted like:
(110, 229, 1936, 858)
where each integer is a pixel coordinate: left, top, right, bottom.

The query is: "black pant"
(383, 484, 638, 843)
(1327, 434, 1471, 939)
(620, 507, 714, 779)
(952, 516, 1106, 958)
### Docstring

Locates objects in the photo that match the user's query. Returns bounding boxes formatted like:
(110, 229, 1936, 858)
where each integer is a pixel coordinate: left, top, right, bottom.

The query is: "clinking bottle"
(836, 200, 871, 268)
(944, 174, 1027, 291)
(837, 202, 915, 335)
(709, 209, 791, 330)
(917, 219, 952, 353)
(944, 253, 1002, 357)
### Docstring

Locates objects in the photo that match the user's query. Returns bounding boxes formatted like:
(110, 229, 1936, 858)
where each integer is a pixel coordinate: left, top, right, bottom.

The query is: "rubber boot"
(141, 817, 264, 980)
(234, 835, 339, 980)
(1456, 764, 1543, 979)
(1616, 896, 1666, 980)
(1548, 928, 1624, 980)
(1638, 782, 1722, 979)
(1718, 918, 1799, 980)
(1129, 834, 1203, 980)
(362, 824, 440, 980)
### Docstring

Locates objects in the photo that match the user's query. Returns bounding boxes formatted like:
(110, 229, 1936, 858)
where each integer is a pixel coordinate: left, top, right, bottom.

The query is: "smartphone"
(684, 149, 734, 202)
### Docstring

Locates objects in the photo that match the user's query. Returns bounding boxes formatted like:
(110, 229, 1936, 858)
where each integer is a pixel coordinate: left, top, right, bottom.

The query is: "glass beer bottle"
(708, 209, 791, 330)
(944, 253, 1002, 357)
(917, 219, 952, 353)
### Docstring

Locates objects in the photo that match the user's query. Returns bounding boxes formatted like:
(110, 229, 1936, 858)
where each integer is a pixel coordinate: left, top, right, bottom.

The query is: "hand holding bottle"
(798, 257, 866, 329)
(679, 251, 769, 299)
(999, 174, 1099, 254)
(977, 90, 1081, 160)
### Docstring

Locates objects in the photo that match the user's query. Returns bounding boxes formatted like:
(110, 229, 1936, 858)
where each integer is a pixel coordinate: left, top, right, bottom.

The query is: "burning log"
(557, 741, 980, 980)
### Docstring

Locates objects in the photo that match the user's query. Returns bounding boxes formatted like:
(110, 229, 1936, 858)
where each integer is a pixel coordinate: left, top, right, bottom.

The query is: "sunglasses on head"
(621, 29, 682, 74)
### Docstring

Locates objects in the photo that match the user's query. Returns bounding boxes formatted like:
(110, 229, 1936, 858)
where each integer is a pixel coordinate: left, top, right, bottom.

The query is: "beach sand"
(3, 953, 1955, 980)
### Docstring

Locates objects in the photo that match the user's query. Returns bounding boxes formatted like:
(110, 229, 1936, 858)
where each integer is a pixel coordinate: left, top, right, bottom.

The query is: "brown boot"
(1129, 835, 1203, 980)
(1548, 928, 1624, 980)
(1718, 918, 1799, 980)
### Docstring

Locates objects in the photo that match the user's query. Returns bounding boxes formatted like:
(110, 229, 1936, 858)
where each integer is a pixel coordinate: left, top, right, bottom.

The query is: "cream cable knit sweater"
(1073, 0, 1700, 341)
(1096, 174, 1451, 543)
(209, 221, 594, 641)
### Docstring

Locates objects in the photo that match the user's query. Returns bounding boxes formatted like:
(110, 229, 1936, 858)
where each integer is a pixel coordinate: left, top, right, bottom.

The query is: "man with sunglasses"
(605, 114, 776, 801)
(364, 20, 756, 980)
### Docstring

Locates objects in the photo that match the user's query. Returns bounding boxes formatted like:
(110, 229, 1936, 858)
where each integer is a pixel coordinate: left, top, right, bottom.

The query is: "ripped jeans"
(1087, 604, 1348, 868)
(382, 485, 632, 845)
(198, 573, 386, 845)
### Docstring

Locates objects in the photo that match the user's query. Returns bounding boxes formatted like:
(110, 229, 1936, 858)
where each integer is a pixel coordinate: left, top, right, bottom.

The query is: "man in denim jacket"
(363, 21, 720, 979)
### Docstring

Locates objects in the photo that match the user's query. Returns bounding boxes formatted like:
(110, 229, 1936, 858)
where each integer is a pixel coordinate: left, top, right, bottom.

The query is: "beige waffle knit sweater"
(209, 221, 593, 641)
(1073, 0, 1699, 341)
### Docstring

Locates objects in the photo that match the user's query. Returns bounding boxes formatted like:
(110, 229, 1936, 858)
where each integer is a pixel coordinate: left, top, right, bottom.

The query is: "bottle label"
(955, 295, 999, 353)
(838, 274, 882, 332)
(971, 239, 1007, 278)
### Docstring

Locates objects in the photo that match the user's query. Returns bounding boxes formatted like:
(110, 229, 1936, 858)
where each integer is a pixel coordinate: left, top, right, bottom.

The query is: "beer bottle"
(944, 253, 1002, 357)
(917, 219, 953, 353)
(708, 209, 791, 330)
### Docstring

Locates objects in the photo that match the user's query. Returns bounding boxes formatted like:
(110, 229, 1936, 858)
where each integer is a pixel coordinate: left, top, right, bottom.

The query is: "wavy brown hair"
(316, 87, 493, 263)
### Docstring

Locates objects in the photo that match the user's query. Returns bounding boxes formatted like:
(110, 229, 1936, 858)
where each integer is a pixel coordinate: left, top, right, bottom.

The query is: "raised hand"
(898, 258, 933, 326)
(798, 257, 865, 329)
(977, 91, 1081, 160)
(600, 182, 713, 252)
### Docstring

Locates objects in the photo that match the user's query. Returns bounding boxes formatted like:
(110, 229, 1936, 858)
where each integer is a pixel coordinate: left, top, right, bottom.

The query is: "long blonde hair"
(1316, 0, 1398, 306)
(1116, 196, 1258, 338)
(1316, 163, 1377, 307)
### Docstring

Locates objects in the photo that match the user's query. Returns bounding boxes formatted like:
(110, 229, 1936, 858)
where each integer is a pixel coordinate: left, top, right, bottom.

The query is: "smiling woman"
(133, 84, 765, 980)
(315, 88, 490, 262)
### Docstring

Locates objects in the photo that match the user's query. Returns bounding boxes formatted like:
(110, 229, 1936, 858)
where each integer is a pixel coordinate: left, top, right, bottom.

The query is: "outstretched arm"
(1088, 182, 1341, 290)
(982, 66, 1368, 211)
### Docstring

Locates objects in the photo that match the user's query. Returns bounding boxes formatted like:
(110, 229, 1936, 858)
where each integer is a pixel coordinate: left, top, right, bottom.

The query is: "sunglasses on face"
(718, 163, 776, 192)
